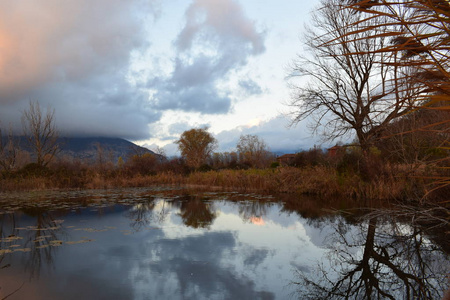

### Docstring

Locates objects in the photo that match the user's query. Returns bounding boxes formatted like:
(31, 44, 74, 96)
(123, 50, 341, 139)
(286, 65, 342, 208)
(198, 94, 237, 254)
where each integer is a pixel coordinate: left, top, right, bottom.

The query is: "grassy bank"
(1, 164, 445, 202)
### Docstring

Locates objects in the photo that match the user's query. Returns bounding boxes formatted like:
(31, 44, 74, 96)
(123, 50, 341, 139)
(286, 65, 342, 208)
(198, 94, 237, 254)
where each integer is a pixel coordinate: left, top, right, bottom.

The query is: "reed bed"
(0, 165, 440, 202)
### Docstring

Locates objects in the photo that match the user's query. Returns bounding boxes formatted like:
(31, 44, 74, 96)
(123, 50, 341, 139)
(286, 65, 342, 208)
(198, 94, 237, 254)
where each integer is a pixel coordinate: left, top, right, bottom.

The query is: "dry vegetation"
(1, 147, 446, 203)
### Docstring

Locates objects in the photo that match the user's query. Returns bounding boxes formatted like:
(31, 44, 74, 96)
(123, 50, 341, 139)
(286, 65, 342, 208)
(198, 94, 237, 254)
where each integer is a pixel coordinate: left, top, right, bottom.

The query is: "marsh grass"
(0, 163, 442, 202)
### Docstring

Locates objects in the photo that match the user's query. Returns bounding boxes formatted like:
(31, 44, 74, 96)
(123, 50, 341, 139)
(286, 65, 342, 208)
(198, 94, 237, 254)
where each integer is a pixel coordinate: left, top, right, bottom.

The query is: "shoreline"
(1, 166, 445, 203)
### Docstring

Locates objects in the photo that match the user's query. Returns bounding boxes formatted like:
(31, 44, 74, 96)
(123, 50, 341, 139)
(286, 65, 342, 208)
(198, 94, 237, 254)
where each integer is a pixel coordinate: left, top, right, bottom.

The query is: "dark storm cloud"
(0, 0, 160, 139)
(150, 0, 266, 114)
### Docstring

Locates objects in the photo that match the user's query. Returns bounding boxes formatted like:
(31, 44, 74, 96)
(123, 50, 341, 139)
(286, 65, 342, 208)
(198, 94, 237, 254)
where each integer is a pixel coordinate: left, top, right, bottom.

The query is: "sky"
(0, 0, 326, 156)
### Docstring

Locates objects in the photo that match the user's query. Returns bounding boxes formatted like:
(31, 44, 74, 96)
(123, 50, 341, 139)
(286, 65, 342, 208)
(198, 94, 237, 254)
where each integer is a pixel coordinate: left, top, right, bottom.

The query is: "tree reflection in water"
(295, 213, 449, 300)
(0, 206, 66, 299)
(127, 195, 217, 230)
(0, 212, 17, 295)
(127, 198, 169, 231)
(176, 195, 217, 229)
(1, 190, 448, 299)
(20, 207, 67, 279)
(238, 201, 269, 224)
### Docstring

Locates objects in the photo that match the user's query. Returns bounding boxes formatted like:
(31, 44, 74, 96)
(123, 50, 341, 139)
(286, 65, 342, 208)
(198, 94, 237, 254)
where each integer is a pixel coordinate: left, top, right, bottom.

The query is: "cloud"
(0, 0, 160, 139)
(176, 0, 265, 54)
(158, 115, 324, 157)
(238, 78, 263, 96)
(149, 0, 266, 114)
(159, 114, 344, 156)
(168, 122, 192, 136)
(215, 116, 323, 153)
(136, 231, 274, 299)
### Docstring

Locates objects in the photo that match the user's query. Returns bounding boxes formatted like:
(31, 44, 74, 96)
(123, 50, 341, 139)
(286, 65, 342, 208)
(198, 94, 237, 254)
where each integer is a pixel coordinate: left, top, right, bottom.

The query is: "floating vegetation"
(1, 248, 33, 254)
(0, 187, 285, 260)
(50, 240, 63, 246)
(0, 236, 23, 242)
(28, 226, 61, 231)
(66, 239, 94, 245)
(34, 236, 52, 242)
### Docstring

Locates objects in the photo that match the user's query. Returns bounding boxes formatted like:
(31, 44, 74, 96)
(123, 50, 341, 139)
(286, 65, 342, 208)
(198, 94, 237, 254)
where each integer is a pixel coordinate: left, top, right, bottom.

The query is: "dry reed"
(0, 165, 435, 202)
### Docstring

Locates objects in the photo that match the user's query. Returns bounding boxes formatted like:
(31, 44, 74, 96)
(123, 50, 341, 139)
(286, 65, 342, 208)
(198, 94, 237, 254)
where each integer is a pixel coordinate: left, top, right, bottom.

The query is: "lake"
(0, 188, 448, 299)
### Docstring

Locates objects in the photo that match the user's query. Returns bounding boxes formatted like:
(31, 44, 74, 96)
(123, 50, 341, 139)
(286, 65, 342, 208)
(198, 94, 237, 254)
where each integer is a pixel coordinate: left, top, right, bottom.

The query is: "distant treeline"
(1, 96, 448, 203)
(0, 121, 447, 202)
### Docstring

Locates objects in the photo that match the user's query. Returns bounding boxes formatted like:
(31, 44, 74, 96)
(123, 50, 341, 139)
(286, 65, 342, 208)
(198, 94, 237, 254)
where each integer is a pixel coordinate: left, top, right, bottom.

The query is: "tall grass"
(185, 166, 429, 200)
(1, 163, 441, 202)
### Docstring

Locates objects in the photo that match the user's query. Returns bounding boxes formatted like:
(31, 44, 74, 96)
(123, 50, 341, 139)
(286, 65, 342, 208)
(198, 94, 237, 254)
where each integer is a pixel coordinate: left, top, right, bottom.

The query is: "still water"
(0, 188, 448, 299)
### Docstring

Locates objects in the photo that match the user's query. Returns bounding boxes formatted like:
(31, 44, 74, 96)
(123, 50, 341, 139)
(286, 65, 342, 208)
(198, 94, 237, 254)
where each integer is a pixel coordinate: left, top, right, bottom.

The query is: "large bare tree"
(344, 0, 449, 102)
(21, 101, 60, 167)
(341, 0, 450, 192)
(289, 0, 418, 152)
(295, 214, 448, 299)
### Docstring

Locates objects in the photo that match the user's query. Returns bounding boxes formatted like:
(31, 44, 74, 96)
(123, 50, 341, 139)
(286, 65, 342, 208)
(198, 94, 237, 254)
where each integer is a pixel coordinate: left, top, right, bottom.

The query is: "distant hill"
(58, 137, 155, 162)
(9, 136, 156, 163)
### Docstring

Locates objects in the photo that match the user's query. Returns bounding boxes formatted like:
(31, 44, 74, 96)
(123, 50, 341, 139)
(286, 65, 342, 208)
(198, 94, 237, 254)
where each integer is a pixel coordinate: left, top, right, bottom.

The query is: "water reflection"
(239, 201, 269, 224)
(0, 189, 448, 299)
(127, 199, 167, 231)
(1, 207, 69, 279)
(295, 213, 449, 300)
(174, 195, 217, 229)
(20, 207, 65, 279)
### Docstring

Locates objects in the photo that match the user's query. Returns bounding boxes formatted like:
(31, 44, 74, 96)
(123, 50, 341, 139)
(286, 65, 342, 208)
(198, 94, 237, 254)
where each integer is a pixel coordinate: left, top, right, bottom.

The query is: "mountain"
(58, 137, 155, 162)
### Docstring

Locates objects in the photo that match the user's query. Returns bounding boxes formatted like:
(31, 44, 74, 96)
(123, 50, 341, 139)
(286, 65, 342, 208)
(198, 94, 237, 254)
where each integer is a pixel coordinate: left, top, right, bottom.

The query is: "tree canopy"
(176, 128, 217, 169)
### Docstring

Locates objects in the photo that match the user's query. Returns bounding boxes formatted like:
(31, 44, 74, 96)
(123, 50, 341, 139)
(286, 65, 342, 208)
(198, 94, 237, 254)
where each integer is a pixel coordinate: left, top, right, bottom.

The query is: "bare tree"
(295, 214, 448, 299)
(153, 146, 168, 163)
(288, 0, 417, 152)
(236, 134, 272, 168)
(0, 125, 18, 171)
(341, 0, 450, 195)
(94, 143, 115, 172)
(343, 0, 449, 104)
(154, 146, 166, 158)
(176, 128, 217, 169)
(21, 101, 60, 167)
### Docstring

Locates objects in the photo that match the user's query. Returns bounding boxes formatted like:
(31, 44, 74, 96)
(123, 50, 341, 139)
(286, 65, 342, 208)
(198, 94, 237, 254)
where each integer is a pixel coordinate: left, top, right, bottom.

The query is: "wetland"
(0, 188, 448, 299)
